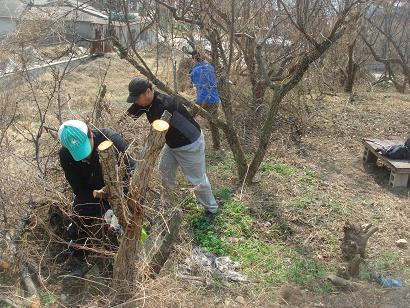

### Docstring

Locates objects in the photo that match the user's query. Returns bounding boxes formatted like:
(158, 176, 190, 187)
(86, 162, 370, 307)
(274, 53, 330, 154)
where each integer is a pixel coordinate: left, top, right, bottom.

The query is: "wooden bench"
(362, 138, 410, 188)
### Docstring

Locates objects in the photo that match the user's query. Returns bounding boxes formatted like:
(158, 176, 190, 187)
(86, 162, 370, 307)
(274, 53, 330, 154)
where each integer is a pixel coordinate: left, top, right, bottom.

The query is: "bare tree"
(114, 0, 368, 182)
(362, 0, 410, 92)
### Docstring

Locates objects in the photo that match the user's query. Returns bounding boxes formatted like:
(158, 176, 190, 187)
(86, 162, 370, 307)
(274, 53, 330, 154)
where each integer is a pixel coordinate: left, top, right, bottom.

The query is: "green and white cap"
(58, 120, 91, 161)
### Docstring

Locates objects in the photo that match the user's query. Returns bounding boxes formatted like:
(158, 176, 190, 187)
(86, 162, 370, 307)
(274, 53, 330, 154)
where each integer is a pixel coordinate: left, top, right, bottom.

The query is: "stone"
(60, 294, 68, 304)
(235, 296, 246, 304)
(396, 239, 408, 249)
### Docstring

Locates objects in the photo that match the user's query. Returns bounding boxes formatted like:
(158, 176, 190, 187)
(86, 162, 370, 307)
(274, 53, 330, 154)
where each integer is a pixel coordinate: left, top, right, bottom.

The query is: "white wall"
(0, 18, 16, 37)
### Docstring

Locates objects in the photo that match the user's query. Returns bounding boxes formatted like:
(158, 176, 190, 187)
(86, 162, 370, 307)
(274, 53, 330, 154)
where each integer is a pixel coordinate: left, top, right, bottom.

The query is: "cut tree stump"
(97, 139, 128, 227)
(98, 111, 172, 305)
(341, 222, 378, 261)
(337, 254, 362, 279)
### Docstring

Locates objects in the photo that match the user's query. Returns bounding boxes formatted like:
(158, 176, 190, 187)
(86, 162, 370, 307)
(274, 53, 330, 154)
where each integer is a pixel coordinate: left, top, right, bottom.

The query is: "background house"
(1, 0, 156, 53)
(0, 0, 26, 38)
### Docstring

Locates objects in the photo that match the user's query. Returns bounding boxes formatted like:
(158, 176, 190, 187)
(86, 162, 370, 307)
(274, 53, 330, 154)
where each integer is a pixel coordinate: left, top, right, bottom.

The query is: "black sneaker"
(64, 255, 89, 278)
(70, 261, 89, 278)
(204, 211, 217, 225)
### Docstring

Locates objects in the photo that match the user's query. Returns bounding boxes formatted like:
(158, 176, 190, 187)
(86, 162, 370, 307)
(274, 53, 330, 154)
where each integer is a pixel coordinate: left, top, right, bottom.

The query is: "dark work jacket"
(59, 128, 135, 216)
(127, 91, 201, 148)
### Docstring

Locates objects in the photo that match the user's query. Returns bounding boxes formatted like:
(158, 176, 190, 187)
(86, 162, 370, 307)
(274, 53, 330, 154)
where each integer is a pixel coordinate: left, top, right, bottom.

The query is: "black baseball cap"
(127, 78, 151, 103)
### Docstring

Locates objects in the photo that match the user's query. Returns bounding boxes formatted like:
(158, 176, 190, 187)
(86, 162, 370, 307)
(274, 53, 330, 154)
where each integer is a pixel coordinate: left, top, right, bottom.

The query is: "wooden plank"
(362, 138, 410, 173)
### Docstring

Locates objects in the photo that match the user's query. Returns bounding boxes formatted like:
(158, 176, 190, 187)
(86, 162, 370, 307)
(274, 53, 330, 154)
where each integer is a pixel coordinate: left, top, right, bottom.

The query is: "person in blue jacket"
(190, 50, 221, 150)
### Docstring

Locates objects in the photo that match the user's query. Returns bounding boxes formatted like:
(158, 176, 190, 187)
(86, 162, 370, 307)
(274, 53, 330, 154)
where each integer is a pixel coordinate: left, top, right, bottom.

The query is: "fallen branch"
(327, 274, 363, 291)
(147, 208, 182, 275)
(6, 198, 41, 304)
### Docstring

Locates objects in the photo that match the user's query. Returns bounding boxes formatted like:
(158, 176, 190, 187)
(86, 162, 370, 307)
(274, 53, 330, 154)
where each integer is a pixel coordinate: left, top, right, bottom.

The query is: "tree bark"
(97, 140, 128, 227)
(4, 199, 41, 306)
(327, 274, 362, 291)
(341, 222, 378, 261)
(112, 112, 171, 304)
(145, 208, 182, 275)
(344, 39, 358, 93)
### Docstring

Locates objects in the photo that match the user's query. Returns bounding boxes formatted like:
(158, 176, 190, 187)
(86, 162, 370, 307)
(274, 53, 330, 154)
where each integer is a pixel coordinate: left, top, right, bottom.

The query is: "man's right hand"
(93, 187, 109, 199)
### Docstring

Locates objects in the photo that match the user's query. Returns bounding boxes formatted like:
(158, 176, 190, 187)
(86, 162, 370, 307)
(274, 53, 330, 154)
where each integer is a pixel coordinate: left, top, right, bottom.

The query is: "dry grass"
(2, 53, 410, 307)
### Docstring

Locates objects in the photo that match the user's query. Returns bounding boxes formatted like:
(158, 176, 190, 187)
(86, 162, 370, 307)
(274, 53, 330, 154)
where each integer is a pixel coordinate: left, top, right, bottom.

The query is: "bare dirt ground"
(2, 54, 410, 307)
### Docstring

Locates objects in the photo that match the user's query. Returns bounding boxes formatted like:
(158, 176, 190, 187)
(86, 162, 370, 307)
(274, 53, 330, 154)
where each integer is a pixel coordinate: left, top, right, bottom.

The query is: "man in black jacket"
(126, 78, 218, 223)
(58, 119, 135, 277)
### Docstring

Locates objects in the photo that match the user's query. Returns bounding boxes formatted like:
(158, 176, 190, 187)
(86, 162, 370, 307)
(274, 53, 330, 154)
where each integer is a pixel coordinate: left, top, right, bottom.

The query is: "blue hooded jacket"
(190, 61, 220, 104)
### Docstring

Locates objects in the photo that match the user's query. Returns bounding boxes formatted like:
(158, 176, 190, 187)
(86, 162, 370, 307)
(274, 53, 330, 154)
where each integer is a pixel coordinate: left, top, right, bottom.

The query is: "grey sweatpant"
(159, 133, 218, 213)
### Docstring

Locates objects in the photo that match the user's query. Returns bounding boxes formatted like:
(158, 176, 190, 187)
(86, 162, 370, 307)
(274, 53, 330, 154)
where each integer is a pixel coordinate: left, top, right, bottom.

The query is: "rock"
(235, 296, 245, 304)
(251, 172, 261, 183)
(60, 294, 68, 304)
(396, 239, 408, 249)
(402, 256, 410, 266)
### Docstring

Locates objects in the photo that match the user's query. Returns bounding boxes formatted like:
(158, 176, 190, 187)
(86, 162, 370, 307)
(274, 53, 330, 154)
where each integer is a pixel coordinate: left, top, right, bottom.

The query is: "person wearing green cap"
(58, 120, 135, 277)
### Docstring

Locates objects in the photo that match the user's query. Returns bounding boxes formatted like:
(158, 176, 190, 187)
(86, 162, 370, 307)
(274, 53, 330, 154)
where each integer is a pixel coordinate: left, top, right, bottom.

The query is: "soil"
(1, 54, 410, 307)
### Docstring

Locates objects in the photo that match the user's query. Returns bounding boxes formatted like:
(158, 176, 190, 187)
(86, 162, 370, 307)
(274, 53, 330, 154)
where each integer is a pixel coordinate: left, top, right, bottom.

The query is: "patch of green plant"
(184, 196, 201, 211)
(287, 256, 326, 285)
(188, 200, 253, 254)
(260, 160, 297, 176)
(327, 234, 339, 249)
(40, 291, 57, 306)
(187, 197, 326, 288)
(216, 201, 253, 238)
(288, 190, 321, 212)
(329, 200, 349, 215)
(189, 213, 227, 255)
(229, 239, 290, 284)
(229, 240, 326, 287)
(374, 250, 400, 271)
(299, 168, 322, 184)
(215, 187, 232, 202)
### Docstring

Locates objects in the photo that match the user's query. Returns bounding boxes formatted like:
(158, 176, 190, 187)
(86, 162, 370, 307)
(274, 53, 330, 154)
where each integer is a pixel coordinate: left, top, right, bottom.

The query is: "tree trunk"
(97, 140, 128, 227)
(344, 39, 358, 93)
(97, 113, 171, 304)
(341, 222, 378, 261)
(144, 208, 182, 275)
(3, 199, 41, 306)
(242, 37, 268, 106)
(246, 90, 284, 182)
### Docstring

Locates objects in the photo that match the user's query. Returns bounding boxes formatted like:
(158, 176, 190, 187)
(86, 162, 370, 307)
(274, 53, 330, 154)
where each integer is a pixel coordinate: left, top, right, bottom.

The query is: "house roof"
(64, 0, 108, 19)
(23, 5, 108, 23)
(0, 0, 26, 18)
(30, 0, 108, 19)
(24, 1, 141, 26)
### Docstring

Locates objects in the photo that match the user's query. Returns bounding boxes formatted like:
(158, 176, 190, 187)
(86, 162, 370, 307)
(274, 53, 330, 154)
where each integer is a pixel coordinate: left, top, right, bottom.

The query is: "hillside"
(1, 54, 410, 307)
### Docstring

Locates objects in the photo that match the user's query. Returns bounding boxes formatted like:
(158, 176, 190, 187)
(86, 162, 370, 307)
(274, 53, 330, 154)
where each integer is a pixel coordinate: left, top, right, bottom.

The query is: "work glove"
(93, 186, 109, 199)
